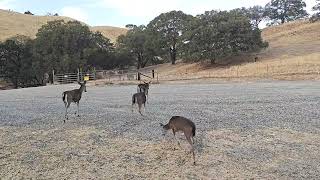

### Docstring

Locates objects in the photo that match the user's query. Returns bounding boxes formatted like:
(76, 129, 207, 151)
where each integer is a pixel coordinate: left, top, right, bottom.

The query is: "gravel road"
(0, 81, 319, 179)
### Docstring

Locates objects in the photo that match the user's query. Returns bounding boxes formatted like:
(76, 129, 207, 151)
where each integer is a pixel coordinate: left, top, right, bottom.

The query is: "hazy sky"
(0, 0, 317, 27)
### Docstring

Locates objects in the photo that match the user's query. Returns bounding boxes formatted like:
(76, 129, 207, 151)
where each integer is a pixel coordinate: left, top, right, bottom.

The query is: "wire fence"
(53, 68, 159, 84)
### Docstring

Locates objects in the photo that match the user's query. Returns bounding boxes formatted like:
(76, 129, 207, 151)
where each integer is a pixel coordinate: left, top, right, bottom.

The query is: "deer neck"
(79, 86, 85, 94)
(163, 124, 170, 130)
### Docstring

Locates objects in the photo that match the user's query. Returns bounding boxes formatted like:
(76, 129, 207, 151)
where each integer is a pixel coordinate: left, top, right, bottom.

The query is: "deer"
(137, 81, 150, 101)
(62, 81, 87, 122)
(131, 90, 147, 116)
(160, 116, 196, 165)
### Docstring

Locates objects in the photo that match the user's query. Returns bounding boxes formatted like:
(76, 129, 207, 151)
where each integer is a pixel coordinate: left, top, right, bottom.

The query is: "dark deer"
(137, 81, 150, 101)
(160, 116, 196, 165)
(62, 81, 87, 122)
(131, 90, 147, 115)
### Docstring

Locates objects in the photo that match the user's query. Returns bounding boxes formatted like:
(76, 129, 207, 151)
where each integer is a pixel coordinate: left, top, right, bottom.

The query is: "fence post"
(77, 68, 80, 82)
(157, 72, 159, 83)
(152, 69, 155, 78)
(93, 67, 96, 80)
(52, 69, 55, 84)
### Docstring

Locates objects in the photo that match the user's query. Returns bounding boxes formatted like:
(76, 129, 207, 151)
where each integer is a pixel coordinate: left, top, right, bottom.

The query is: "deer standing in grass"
(160, 116, 196, 165)
(137, 81, 150, 102)
(131, 90, 147, 115)
(62, 81, 87, 122)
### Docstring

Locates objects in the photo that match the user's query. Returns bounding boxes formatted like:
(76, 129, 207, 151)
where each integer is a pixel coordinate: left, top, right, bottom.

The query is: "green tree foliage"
(147, 11, 195, 65)
(247, 6, 267, 28)
(0, 36, 41, 88)
(182, 10, 268, 64)
(116, 25, 160, 69)
(33, 20, 114, 73)
(265, 0, 308, 25)
(310, 0, 320, 22)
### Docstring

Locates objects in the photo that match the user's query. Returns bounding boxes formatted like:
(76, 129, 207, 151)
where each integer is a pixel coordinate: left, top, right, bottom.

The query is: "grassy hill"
(0, 9, 127, 42)
(261, 20, 320, 60)
(137, 20, 320, 81)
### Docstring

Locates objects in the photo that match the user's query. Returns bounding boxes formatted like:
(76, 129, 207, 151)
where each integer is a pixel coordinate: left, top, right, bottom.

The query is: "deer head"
(159, 123, 169, 136)
(78, 81, 87, 92)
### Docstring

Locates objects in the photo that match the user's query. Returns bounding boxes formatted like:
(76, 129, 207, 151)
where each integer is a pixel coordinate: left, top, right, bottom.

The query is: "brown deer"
(131, 90, 147, 115)
(160, 116, 196, 165)
(62, 81, 87, 122)
(137, 81, 150, 101)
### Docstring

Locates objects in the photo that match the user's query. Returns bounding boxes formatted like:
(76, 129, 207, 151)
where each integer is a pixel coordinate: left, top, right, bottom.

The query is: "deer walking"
(131, 91, 147, 115)
(137, 81, 150, 101)
(62, 81, 87, 122)
(160, 116, 196, 165)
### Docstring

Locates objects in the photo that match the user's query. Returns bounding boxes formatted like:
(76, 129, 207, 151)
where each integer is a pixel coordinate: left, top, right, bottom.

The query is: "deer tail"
(192, 126, 196, 137)
(132, 94, 136, 104)
(62, 92, 66, 103)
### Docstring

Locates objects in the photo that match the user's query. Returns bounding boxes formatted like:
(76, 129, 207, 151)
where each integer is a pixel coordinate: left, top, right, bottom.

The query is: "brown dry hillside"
(91, 26, 128, 43)
(0, 9, 127, 42)
(261, 20, 320, 60)
(138, 20, 320, 81)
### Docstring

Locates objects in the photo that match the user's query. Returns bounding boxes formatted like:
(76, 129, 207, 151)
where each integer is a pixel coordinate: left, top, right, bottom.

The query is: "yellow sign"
(84, 76, 89, 81)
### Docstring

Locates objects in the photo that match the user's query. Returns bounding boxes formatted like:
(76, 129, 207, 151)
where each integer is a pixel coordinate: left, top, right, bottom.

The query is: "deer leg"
(186, 135, 196, 165)
(172, 130, 181, 149)
(138, 104, 143, 116)
(146, 91, 149, 104)
(131, 103, 134, 113)
(77, 102, 80, 117)
(65, 102, 71, 121)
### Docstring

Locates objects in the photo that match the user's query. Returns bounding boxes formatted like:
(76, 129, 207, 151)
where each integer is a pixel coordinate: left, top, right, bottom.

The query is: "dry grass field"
(0, 9, 127, 42)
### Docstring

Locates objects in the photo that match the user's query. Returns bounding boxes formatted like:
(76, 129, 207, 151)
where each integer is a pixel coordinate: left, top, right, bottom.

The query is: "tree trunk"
(211, 52, 216, 64)
(210, 58, 216, 64)
(141, 59, 149, 68)
(170, 46, 177, 65)
(137, 53, 142, 69)
(13, 78, 18, 89)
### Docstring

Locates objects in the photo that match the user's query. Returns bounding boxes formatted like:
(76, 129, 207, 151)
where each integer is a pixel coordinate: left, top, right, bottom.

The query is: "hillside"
(137, 20, 320, 81)
(91, 26, 128, 43)
(261, 20, 320, 60)
(0, 9, 127, 42)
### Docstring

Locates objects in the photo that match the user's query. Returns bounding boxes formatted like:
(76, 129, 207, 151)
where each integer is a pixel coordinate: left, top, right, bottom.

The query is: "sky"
(0, 0, 317, 27)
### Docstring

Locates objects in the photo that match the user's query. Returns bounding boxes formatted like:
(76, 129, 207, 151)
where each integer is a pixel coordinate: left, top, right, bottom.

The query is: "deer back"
(168, 116, 196, 135)
(133, 92, 146, 104)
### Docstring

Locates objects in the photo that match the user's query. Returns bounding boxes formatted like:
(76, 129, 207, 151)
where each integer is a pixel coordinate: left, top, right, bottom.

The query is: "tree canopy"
(33, 20, 114, 73)
(310, 0, 320, 22)
(0, 36, 37, 88)
(147, 11, 195, 65)
(182, 10, 268, 64)
(265, 0, 308, 25)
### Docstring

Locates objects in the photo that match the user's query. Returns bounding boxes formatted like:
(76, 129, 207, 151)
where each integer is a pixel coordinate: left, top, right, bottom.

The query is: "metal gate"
(53, 69, 96, 84)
